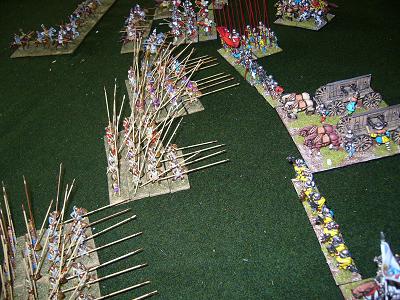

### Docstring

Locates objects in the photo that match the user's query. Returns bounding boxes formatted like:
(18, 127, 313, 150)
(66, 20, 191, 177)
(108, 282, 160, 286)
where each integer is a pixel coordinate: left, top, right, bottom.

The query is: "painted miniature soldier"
(24, 244, 38, 272)
(35, 31, 45, 47)
(300, 179, 316, 202)
(49, 277, 57, 292)
(78, 292, 95, 300)
(12, 34, 22, 48)
(172, 166, 184, 181)
(57, 30, 65, 48)
(336, 249, 357, 272)
(71, 262, 87, 277)
(309, 192, 326, 212)
(346, 91, 359, 115)
(370, 129, 392, 151)
(49, 264, 60, 279)
(71, 206, 87, 222)
(77, 239, 90, 257)
(47, 243, 60, 264)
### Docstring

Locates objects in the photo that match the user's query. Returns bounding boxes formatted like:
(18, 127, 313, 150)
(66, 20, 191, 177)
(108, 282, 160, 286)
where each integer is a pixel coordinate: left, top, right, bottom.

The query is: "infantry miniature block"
(168, 149, 190, 193)
(217, 48, 279, 108)
(252, 46, 283, 59)
(105, 138, 130, 205)
(274, 14, 335, 31)
(291, 179, 362, 286)
(125, 80, 205, 120)
(10, 0, 117, 58)
(120, 19, 153, 54)
(197, 7, 218, 42)
(105, 136, 191, 205)
(12, 220, 101, 299)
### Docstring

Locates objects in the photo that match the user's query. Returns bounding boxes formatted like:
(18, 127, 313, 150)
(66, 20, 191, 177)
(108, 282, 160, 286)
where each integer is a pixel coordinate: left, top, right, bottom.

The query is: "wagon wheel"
(362, 92, 382, 109)
(313, 86, 326, 105)
(354, 134, 373, 152)
(327, 100, 346, 116)
(336, 116, 351, 134)
(392, 128, 400, 145)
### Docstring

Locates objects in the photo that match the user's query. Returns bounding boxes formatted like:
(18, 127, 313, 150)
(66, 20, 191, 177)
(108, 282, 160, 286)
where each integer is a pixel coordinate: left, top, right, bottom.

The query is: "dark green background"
(0, 0, 399, 299)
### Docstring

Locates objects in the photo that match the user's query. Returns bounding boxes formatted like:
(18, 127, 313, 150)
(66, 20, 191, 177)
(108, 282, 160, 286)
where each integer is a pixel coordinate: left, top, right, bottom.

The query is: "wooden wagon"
(336, 104, 400, 151)
(313, 74, 382, 116)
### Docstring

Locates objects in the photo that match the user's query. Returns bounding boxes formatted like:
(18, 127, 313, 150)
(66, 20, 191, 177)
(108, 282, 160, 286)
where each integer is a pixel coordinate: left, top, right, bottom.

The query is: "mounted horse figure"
(279, 92, 315, 119)
(299, 124, 341, 155)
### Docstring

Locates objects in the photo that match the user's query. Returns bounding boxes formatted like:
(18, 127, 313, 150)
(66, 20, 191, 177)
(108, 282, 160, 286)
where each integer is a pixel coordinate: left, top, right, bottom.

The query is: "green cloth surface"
(0, 0, 399, 299)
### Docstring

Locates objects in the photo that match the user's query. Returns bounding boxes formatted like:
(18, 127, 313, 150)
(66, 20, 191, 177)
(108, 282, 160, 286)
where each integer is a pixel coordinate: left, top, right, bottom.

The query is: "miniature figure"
(352, 233, 400, 299)
(274, 0, 334, 30)
(11, 0, 102, 50)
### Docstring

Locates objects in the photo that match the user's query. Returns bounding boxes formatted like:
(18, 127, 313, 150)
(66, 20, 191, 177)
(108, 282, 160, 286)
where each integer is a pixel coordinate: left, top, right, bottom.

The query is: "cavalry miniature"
(11, 0, 101, 50)
(275, 0, 334, 30)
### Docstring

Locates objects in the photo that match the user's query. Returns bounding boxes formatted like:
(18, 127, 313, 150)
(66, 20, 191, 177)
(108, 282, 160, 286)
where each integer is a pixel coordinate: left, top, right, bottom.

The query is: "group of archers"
(11, 0, 102, 50)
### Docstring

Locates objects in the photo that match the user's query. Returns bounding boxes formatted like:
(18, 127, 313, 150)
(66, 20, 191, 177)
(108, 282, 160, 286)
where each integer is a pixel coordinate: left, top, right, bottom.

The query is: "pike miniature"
(0, 169, 156, 299)
(105, 37, 237, 202)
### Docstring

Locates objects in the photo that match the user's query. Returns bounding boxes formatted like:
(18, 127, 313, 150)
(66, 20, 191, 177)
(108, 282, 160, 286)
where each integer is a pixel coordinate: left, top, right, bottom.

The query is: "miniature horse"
(280, 92, 315, 119)
(300, 124, 341, 154)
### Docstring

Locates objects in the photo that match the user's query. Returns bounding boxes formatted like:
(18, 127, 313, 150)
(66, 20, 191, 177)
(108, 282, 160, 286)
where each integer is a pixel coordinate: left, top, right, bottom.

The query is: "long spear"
(133, 291, 159, 300)
(176, 140, 217, 151)
(155, 117, 183, 166)
(194, 72, 225, 83)
(23, 176, 35, 228)
(196, 74, 232, 87)
(85, 208, 131, 228)
(0, 265, 7, 299)
(22, 256, 35, 299)
(75, 232, 143, 259)
(83, 215, 137, 242)
(67, 272, 87, 300)
(199, 83, 240, 97)
(21, 204, 39, 268)
(2, 182, 16, 251)
(62, 263, 148, 293)
(96, 281, 151, 300)
(66, 248, 144, 281)
(34, 199, 53, 248)
(157, 159, 230, 182)
(199, 77, 235, 91)
(64, 200, 130, 224)
(160, 144, 225, 163)
(55, 163, 63, 211)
